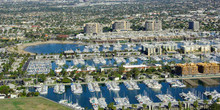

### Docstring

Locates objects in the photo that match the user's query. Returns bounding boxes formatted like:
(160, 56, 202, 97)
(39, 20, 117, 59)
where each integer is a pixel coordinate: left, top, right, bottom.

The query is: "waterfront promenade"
(24, 74, 220, 87)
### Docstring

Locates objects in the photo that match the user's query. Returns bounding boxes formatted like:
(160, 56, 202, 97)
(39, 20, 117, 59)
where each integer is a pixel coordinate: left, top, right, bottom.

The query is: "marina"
(29, 79, 220, 109)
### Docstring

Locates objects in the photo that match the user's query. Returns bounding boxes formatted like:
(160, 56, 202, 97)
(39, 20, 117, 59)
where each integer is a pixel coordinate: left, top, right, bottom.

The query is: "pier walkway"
(199, 78, 219, 86)
(183, 79, 198, 86)
(114, 100, 205, 110)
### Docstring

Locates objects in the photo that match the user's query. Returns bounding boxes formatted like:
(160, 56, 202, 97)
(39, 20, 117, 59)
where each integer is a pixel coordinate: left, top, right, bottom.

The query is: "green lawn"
(0, 97, 72, 110)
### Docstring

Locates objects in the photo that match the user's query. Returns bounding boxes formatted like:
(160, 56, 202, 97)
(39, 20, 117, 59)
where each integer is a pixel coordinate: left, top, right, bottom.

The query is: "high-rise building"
(145, 20, 162, 31)
(112, 21, 131, 32)
(188, 21, 199, 31)
(84, 23, 102, 34)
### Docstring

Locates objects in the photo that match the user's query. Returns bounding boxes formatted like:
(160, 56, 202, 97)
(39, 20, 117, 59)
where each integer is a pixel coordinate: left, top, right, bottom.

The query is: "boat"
(93, 82, 101, 92)
(123, 81, 133, 90)
(156, 94, 177, 103)
(136, 94, 152, 104)
(180, 91, 200, 102)
(105, 81, 120, 91)
(35, 85, 48, 95)
(166, 79, 186, 88)
(114, 97, 130, 106)
(88, 83, 95, 92)
(143, 80, 162, 89)
(89, 97, 99, 110)
(129, 80, 140, 90)
(53, 84, 65, 94)
(56, 59, 66, 66)
(71, 83, 83, 94)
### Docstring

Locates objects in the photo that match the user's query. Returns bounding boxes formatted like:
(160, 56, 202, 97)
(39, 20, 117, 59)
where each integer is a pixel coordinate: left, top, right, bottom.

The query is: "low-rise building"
(142, 44, 162, 56)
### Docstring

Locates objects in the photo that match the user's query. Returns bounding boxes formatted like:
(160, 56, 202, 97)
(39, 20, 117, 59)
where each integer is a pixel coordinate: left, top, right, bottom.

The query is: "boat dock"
(199, 78, 219, 86)
(114, 100, 204, 110)
(183, 79, 198, 86)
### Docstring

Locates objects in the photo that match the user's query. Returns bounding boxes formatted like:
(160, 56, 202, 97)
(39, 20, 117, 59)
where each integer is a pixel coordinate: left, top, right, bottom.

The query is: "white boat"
(151, 56, 162, 61)
(143, 80, 162, 89)
(166, 79, 186, 88)
(129, 57, 137, 62)
(73, 59, 79, 65)
(71, 83, 83, 94)
(105, 81, 120, 91)
(129, 80, 140, 90)
(56, 59, 66, 66)
(78, 59, 85, 65)
(55, 67, 62, 73)
(180, 91, 200, 102)
(98, 98, 107, 108)
(93, 82, 101, 92)
(53, 84, 65, 94)
(156, 94, 177, 103)
(36, 85, 48, 95)
(114, 97, 130, 106)
(123, 81, 133, 90)
(88, 83, 95, 92)
(136, 94, 152, 104)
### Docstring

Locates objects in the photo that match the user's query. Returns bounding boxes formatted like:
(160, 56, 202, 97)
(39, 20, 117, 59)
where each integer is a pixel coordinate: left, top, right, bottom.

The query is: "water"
(24, 43, 141, 54)
(30, 80, 220, 109)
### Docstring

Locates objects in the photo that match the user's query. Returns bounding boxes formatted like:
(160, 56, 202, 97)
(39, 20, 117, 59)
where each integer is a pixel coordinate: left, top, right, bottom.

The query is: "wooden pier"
(183, 79, 198, 86)
(199, 78, 219, 86)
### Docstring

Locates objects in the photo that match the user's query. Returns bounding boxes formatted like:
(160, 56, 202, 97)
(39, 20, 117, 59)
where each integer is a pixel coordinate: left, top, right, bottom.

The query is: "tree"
(143, 104, 147, 110)
(107, 102, 114, 109)
(193, 100, 199, 110)
(203, 99, 208, 109)
(38, 74, 46, 82)
(209, 102, 220, 110)
(178, 101, 183, 110)
(62, 77, 71, 83)
(34, 92, 39, 96)
(122, 106, 125, 110)
(168, 102, 172, 110)
(118, 65, 125, 74)
(103, 27, 112, 32)
(0, 85, 11, 96)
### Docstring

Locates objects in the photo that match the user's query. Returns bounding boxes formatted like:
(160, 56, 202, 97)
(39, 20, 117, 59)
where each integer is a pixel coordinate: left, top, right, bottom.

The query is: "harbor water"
(30, 80, 220, 109)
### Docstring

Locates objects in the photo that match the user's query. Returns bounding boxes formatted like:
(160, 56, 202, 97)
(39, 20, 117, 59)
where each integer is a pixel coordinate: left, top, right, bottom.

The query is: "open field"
(0, 97, 71, 110)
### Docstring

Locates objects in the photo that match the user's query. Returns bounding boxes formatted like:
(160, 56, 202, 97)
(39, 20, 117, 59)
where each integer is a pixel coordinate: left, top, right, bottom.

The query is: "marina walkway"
(199, 78, 219, 86)
(183, 79, 198, 86)
(115, 100, 205, 110)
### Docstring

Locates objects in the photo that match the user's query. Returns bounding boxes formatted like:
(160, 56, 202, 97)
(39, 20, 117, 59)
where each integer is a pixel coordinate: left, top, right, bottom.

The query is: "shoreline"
(7, 40, 79, 55)
(24, 75, 220, 87)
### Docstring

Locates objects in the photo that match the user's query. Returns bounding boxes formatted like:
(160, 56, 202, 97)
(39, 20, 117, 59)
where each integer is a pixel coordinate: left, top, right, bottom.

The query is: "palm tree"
(159, 103, 162, 110)
(122, 106, 125, 110)
(203, 99, 208, 109)
(193, 100, 199, 110)
(143, 104, 147, 110)
(178, 101, 183, 110)
(131, 104, 135, 109)
(168, 102, 172, 110)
